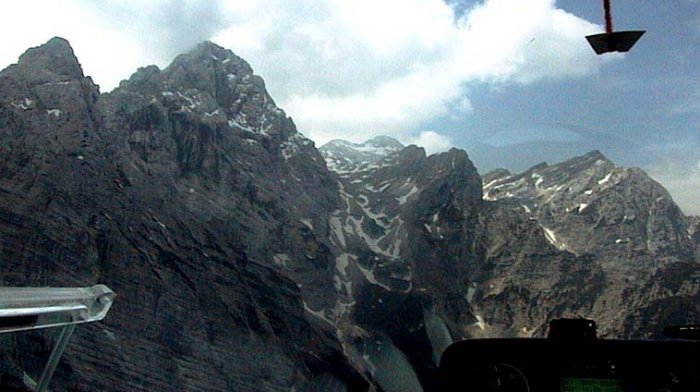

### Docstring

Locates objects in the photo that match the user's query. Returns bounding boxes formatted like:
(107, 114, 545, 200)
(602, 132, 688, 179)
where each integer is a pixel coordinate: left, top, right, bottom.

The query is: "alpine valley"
(1, 38, 698, 391)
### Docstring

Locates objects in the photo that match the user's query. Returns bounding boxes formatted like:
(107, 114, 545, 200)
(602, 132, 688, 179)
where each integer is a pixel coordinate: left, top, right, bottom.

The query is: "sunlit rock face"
(320, 136, 405, 174)
(1, 37, 699, 391)
(479, 150, 699, 338)
(321, 135, 700, 387)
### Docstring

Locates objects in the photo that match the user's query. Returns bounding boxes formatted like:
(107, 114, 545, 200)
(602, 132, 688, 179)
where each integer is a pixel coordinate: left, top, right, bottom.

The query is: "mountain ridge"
(1, 38, 699, 391)
(1, 37, 368, 391)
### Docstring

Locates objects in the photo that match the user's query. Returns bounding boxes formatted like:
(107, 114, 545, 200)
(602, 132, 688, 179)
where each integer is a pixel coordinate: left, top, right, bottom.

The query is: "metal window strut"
(0, 285, 115, 392)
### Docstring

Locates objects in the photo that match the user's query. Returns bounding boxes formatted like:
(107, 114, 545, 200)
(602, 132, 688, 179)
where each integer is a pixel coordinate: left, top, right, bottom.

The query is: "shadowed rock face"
(1, 37, 699, 391)
(0, 38, 367, 391)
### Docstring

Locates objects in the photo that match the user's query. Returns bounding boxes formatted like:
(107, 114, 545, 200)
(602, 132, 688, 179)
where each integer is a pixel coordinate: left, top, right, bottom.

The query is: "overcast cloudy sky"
(1, 0, 698, 214)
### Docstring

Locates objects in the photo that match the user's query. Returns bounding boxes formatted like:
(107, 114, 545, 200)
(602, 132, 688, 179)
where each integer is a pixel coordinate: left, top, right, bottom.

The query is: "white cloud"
(213, 0, 608, 144)
(406, 131, 454, 155)
(455, 97, 474, 114)
(0, 0, 609, 145)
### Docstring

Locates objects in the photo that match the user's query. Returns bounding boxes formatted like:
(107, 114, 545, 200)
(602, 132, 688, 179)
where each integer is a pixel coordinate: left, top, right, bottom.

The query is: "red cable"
(604, 0, 613, 33)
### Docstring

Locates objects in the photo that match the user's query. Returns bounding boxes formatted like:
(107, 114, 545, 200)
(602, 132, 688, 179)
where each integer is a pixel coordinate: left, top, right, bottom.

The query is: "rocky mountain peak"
(320, 135, 405, 173)
(14, 36, 86, 83)
(583, 149, 608, 161)
(164, 41, 258, 93)
(483, 150, 614, 201)
(483, 150, 693, 262)
(0, 37, 100, 160)
(364, 135, 405, 149)
(1, 37, 361, 391)
(103, 37, 312, 178)
(553, 149, 613, 174)
(186, 40, 236, 59)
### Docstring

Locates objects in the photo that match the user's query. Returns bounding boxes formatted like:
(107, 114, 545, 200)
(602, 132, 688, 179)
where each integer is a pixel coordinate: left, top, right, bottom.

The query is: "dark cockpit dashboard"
(439, 320, 700, 391)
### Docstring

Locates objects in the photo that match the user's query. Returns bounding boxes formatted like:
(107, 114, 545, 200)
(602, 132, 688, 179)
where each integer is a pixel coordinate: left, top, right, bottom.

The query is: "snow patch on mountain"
(320, 136, 404, 174)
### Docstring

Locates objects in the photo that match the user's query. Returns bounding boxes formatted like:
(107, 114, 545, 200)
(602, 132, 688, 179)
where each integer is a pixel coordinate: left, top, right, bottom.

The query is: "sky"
(1, 0, 698, 215)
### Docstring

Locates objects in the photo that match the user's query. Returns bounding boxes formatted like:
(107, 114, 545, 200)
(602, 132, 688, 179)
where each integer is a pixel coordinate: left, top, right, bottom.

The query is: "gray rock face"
(322, 137, 700, 388)
(483, 150, 693, 261)
(479, 150, 699, 337)
(1, 38, 367, 391)
(317, 143, 484, 390)
(2, 37, 699, 392)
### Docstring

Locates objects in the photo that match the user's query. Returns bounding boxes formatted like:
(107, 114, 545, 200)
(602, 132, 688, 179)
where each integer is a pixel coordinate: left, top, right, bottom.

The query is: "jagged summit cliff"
(1, 37, 365, 391)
